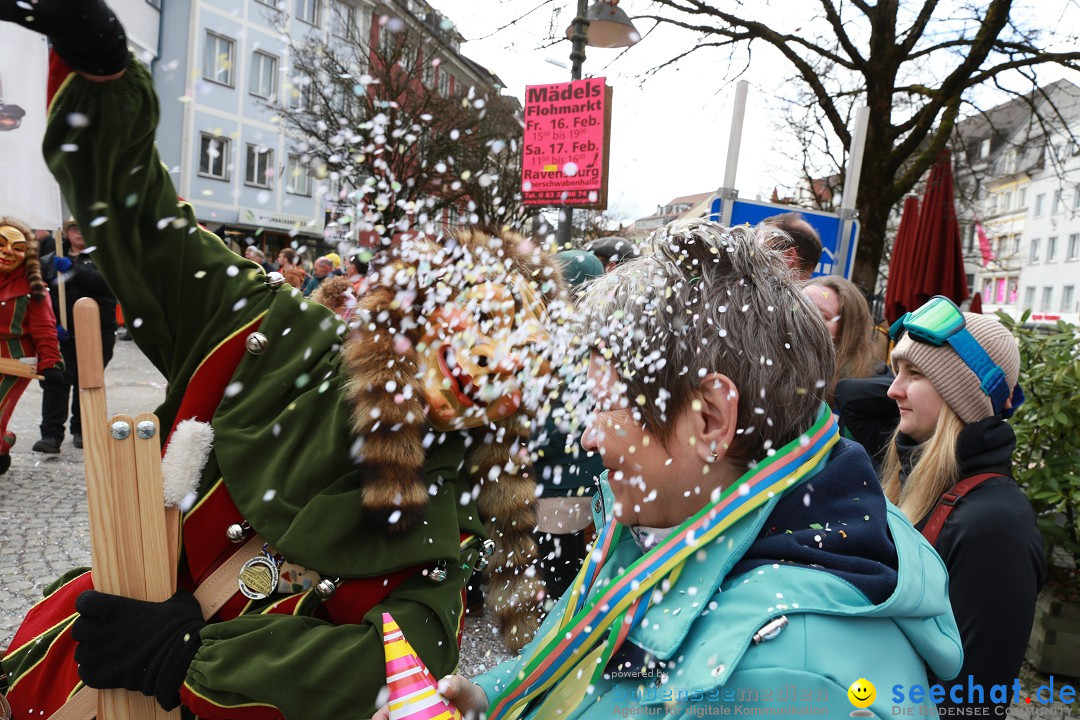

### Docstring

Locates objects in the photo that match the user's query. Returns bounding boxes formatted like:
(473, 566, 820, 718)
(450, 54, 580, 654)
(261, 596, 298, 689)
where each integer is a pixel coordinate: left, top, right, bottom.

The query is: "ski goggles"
(890, 296, 1022, 417)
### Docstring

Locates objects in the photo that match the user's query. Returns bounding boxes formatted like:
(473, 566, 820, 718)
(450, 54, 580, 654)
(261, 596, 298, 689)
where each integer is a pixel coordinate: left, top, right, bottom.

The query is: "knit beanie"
(891, 312, 1020, 424)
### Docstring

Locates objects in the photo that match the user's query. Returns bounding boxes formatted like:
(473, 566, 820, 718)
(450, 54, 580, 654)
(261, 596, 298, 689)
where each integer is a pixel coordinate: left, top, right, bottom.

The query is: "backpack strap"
(921, 473, 1004, 546)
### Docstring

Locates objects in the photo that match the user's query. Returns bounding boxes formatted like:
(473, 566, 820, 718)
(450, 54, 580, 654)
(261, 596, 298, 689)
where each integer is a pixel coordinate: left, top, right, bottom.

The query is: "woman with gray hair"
(383, 219, 965, 719)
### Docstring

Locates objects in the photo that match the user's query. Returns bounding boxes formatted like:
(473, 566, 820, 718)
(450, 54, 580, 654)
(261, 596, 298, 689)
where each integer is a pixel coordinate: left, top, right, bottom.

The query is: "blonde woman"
(884, 297, 1045, 713)
(804, 275, 880, 406)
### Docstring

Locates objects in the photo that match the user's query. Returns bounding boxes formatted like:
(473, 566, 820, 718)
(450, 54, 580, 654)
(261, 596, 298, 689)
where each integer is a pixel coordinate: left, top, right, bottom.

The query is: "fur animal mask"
(341, 225, 565, 650)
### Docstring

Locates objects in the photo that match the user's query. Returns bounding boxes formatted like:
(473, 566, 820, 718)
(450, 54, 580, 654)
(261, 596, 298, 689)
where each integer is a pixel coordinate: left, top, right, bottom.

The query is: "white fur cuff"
(161, 419, 214, 510)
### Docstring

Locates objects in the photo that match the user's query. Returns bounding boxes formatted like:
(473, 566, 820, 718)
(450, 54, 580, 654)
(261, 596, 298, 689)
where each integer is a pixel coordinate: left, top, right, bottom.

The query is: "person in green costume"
(0, 1, 562, 716)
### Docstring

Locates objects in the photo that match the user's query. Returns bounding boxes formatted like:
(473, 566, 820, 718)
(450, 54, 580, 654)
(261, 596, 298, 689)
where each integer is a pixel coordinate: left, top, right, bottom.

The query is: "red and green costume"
(2, 60, 486, 719)
(0, 270, 61, 454)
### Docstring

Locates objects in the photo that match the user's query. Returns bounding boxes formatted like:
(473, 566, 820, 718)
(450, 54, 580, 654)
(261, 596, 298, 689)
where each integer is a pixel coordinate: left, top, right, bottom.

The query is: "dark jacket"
(42, 249, 118, 336)
(302, 272, 327, 297)
(900, 417, 1046, 710)
(533, 416, 604, 498)
(835, 367, 899, 468)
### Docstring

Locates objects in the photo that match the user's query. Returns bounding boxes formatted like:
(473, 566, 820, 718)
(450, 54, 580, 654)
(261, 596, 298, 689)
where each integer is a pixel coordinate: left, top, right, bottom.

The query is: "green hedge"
(999, 311, 1080, 572)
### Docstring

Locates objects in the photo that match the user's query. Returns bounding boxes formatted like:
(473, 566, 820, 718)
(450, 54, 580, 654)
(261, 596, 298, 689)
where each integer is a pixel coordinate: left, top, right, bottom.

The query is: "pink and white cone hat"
(383, 612, 462, 720)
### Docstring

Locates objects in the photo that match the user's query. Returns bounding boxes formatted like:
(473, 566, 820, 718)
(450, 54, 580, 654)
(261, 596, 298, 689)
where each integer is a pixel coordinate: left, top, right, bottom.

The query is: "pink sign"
(522, 78, 610, 208)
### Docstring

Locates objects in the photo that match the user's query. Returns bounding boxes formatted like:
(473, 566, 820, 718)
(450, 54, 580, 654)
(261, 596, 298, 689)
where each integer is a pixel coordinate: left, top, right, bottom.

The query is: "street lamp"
(565, 1, 641, 55)
(555, 0, 639, 248)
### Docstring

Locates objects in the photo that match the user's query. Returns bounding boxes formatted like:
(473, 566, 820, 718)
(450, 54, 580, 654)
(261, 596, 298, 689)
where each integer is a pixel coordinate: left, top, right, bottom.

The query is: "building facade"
(954, 80, 1080, 326)
(152, 0, 503, 261)
(0, 0, 160, 229)
(626, 191, 712, 241)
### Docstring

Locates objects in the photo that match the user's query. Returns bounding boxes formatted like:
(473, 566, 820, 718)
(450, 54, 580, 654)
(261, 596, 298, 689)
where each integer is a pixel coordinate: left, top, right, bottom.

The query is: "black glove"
(40, 366, 65, 386)
(0, 0, 128, 76)
(72, 589, 205, 711)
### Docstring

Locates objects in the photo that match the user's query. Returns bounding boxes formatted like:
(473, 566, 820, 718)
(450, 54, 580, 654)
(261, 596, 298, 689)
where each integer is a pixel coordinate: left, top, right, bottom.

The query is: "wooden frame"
(74, 298, 178, 720)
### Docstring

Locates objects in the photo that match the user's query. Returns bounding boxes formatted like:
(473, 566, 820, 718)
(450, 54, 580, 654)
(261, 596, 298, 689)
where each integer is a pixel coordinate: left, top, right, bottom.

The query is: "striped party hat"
(383, 612, 462, 720)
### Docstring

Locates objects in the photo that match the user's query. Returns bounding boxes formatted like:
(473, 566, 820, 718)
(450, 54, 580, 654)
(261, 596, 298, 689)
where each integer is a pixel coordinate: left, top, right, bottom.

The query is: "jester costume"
(0, 218, 62, 472)
(0, 4, 555, 715)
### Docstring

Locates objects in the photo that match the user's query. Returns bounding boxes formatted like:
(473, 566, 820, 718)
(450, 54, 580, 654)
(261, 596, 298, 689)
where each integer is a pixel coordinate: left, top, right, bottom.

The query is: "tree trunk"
(853, 190, 893, 295)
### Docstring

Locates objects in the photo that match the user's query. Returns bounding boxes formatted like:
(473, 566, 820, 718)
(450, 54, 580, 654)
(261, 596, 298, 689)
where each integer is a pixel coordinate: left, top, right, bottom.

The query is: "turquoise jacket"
(475, 440, 963, 719)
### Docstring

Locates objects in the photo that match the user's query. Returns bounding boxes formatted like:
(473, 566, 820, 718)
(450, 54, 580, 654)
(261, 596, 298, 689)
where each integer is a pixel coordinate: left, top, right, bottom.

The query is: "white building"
(117, 0, 163, 64)
(152, 0, 503, 259)
(0, 0, 160, 229)
(955, 80, 1080, 326)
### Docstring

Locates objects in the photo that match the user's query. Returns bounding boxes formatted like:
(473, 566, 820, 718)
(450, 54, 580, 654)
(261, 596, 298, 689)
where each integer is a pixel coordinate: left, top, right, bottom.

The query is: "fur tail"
(473, 416, 543, 652)
(342, 284, 429, 530)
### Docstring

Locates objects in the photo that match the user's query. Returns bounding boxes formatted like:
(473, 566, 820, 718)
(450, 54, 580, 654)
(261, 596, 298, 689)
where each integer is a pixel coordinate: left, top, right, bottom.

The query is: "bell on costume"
(314, 576, 339, 599)
(428, 561, 448, 584)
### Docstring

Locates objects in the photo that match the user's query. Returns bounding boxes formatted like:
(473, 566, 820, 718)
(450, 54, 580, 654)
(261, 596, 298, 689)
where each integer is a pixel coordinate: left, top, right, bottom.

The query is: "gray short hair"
(579, 219, 834, 465)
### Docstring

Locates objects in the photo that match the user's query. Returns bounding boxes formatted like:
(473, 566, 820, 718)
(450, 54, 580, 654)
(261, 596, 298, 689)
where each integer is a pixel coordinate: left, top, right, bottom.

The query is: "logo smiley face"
(847, 678, 876, 708)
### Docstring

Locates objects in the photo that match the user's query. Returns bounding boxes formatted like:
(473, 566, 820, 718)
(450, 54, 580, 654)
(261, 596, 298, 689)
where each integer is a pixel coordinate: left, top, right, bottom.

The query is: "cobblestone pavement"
(0, 335, 165, 649)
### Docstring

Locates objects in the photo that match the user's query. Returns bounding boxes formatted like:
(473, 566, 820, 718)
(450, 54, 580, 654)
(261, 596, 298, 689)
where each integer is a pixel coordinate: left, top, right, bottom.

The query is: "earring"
(707, 450, 718, 463)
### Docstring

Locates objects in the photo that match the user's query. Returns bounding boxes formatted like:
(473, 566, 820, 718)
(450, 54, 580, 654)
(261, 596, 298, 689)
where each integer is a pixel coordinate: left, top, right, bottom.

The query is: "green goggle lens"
(909, 298, 964, 336)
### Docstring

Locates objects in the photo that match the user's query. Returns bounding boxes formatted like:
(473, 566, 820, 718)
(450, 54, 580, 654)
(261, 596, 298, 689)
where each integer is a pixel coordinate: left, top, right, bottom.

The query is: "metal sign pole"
(835, 107, 869, 277)
(717, 80, 749, 226)
(555, 0, 590, 248)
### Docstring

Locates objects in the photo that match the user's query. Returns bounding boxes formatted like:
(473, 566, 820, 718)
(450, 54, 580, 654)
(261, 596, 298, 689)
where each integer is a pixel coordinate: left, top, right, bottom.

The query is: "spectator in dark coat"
(302, 256, 334, 297)
(33, 220, 117, 453)
(532, 250, 607, 599)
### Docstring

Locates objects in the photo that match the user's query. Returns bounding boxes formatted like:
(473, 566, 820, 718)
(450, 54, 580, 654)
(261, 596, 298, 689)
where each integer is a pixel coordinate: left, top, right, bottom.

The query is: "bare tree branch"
(640, 0, 1080, 290)
(818, 0, 866, 69)
(897, 0, 940, 55)
(269, 18, 531, 239)
(470, 0, 559, 42)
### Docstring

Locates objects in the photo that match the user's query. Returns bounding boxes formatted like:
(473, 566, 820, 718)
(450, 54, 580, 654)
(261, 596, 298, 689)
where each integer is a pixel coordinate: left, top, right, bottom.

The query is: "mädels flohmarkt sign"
(522, 77, 612, 209)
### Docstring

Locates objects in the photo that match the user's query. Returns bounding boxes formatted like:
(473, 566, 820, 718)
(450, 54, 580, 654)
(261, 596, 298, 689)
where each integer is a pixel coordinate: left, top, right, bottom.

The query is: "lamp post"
(555, 1, 639, 249)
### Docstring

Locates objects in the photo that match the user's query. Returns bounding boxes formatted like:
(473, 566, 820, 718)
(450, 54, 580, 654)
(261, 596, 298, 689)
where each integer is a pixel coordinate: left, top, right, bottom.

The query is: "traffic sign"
(708, 197, 859, 279)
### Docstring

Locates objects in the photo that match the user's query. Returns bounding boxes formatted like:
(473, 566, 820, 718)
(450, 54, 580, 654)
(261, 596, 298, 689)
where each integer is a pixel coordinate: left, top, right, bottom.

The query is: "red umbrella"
(908, 150, 969, 310)
(968, 291, 983, 314)
(884, 195, 921, 324)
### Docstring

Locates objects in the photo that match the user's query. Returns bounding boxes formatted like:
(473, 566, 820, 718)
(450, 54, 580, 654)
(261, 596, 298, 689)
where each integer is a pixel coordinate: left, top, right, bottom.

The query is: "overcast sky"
(429, 0, 1080, 225)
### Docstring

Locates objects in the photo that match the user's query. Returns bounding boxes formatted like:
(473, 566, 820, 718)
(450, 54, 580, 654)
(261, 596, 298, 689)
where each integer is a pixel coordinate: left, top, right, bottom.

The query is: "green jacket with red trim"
(1, 59, 484, 719)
